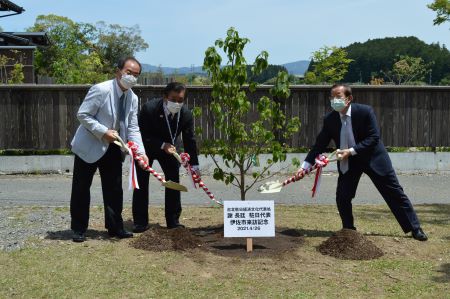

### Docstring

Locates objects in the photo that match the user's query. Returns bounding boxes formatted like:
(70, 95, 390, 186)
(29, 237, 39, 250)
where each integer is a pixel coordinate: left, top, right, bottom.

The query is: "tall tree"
(428, 0, 450, 25)
(28, 14, 106, 83)
(27, 14, 149, 84)
(203, 27, 300, 201)
(304, 46, 353, 84)
(93, 21, 149, 74)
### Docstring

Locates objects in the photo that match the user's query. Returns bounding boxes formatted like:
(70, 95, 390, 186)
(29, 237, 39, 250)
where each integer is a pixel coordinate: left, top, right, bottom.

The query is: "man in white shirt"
(70, 57, 148, 242)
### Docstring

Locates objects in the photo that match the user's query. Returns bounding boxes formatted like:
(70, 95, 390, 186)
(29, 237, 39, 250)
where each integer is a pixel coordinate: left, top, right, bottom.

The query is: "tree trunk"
(240, 165, 246, 201)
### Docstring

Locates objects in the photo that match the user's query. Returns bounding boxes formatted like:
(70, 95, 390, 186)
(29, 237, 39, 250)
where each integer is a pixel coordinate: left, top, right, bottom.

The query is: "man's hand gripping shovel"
(113, 134, 188, 192)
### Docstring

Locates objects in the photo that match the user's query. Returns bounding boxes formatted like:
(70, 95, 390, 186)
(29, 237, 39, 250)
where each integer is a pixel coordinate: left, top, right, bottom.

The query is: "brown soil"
(131, 225, 305, 258)
(131, 225, 202, 251)
(317, 229, 384, 260)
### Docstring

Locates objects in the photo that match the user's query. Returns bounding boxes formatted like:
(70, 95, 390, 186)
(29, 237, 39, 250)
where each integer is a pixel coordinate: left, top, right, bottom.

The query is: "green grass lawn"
(0, 204, 449, 298)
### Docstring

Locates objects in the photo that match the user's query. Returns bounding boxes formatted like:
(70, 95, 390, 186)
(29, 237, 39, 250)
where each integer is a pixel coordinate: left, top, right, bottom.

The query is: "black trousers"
(132, 153, 181, 227)
(336, 164, 421, 233)
(70, 144, 124, 233)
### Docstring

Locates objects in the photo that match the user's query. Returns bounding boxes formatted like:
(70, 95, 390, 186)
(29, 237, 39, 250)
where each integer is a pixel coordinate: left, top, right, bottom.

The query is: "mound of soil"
(131, 225, 202, 251)
(317, 229, 383, 260)
(131, 225, 305, 258)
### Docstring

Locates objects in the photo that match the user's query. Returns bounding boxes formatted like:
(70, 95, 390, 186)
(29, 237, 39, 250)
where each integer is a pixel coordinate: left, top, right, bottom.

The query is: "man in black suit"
(132, 82, 200, 231)
(300, 84, 428, 241)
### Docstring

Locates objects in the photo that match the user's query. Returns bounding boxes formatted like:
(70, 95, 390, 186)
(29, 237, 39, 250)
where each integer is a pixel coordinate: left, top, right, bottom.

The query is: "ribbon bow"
(180, 152, 198, 188)
(127, 141, 140, 190)
(179, 152, 222, 206)
(311, 154, 329, 197)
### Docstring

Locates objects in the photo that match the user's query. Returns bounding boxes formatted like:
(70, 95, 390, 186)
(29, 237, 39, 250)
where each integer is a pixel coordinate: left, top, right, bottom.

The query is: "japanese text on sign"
(223, 201, 275, 237)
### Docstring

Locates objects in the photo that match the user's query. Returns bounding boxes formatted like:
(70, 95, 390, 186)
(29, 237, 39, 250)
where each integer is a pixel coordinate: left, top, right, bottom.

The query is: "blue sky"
(1, 0, 448, 67)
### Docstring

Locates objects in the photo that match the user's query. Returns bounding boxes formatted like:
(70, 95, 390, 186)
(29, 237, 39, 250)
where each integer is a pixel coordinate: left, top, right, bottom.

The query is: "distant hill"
(141, 60, 310, 76)
(282, 60, 310, 75)
(343, 36, 450, 84)
(141, 64, 205, 75)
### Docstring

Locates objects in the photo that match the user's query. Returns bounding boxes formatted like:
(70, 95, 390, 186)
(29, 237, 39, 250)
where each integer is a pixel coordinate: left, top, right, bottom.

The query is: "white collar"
(339, 104, 352, 118)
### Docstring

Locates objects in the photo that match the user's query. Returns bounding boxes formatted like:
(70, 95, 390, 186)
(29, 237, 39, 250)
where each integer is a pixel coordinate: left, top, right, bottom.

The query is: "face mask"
(330, 97, 347, 112)
(120, 74, 138, 90)
(167, 100, 183, 114)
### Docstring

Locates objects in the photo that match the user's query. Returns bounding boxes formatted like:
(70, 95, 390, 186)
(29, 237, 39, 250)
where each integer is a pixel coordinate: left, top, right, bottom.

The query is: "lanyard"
(164, 109, 181, 145)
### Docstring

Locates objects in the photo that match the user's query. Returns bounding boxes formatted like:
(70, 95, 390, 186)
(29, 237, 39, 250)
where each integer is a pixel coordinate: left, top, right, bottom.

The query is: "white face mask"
(330, 97, 347, 112)
(120, 74, 138, 90)
(167, 100, 183, 114)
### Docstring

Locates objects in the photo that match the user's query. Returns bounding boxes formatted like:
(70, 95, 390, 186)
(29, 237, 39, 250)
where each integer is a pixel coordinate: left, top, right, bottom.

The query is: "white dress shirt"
(301, 105, 357, 170)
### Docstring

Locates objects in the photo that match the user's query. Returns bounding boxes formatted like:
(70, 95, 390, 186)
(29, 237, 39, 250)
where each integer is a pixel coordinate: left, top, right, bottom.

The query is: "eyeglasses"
(167, 97, 184, 103)
(329, 97, 347, 101)
(122, 70, 140, 78)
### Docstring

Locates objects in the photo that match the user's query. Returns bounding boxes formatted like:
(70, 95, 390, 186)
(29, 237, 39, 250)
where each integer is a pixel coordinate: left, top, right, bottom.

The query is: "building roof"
(0, 32, 50, 47)
(0, 46, 36, 49)
(0, 0, 24, 18)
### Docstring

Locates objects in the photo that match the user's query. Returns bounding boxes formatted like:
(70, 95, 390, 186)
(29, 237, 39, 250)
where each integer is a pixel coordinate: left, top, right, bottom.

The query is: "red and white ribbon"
(127, 141, 168, 188)
(127, 144, 140, 190)
(311, 154, 329, 197)
(284, 154, 330, 197)
(180, 152, 223, 206)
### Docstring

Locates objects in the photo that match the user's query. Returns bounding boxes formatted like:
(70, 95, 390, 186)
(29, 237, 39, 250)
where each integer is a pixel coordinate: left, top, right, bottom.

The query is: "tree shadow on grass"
(432, 263, 450, 283)
(45, 229, 119, 242)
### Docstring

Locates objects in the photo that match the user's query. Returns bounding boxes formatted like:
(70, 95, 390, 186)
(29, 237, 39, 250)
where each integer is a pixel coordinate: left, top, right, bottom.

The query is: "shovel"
(258, 152, 339, 194)
(113, 134, 188, 192)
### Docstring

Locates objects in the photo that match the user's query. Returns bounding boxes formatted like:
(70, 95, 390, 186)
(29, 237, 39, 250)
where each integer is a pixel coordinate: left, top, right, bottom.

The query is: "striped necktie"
(339, 115, 355, 174)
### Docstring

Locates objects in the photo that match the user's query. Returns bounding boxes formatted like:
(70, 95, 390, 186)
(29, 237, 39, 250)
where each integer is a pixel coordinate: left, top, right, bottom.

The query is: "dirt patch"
(131, 225, 305, 258)
(131, 225, 202, 251)
(317, 229, 384, 260)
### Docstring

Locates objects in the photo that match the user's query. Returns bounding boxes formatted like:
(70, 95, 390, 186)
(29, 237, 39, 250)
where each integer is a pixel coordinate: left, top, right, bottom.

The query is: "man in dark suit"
(300, 84, 428, 241)
(132, 82, 200, 231)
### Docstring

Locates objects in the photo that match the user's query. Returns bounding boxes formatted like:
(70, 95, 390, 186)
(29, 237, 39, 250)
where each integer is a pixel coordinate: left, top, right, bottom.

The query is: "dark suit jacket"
(305, 103, 392, 175)
(139, 98, 199, 165)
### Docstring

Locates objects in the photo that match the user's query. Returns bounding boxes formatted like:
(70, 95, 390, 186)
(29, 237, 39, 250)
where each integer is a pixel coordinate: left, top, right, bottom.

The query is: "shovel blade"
(163, 180, 188, 192)
(257, 181, 283, 193)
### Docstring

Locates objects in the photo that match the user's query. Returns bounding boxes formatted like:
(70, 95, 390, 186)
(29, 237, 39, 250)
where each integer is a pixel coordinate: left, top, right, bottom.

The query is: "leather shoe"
(412, 228, 428, 241)
(167, 223, 185, 229)
(72, 231, 86, 243)
(108, 228, 133, 239)
(133, 224, 149, 233)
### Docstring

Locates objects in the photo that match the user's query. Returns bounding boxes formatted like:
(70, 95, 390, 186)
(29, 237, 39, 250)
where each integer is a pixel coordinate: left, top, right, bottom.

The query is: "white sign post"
(223, 200, 275, 252)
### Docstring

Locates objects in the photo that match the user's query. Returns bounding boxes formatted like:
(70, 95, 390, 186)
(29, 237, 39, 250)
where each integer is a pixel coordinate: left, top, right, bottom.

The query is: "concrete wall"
(1, 152, 450, 175)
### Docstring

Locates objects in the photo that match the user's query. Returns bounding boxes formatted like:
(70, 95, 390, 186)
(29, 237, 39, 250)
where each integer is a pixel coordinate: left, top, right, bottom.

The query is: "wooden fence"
(1, 85, 450, 150)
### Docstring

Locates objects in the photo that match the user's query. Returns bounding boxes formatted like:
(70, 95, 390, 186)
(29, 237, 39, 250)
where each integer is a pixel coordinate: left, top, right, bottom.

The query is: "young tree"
(202, 27, 301, 200)
(304, 46, 353, 84)
(428, 0, 450, 26)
